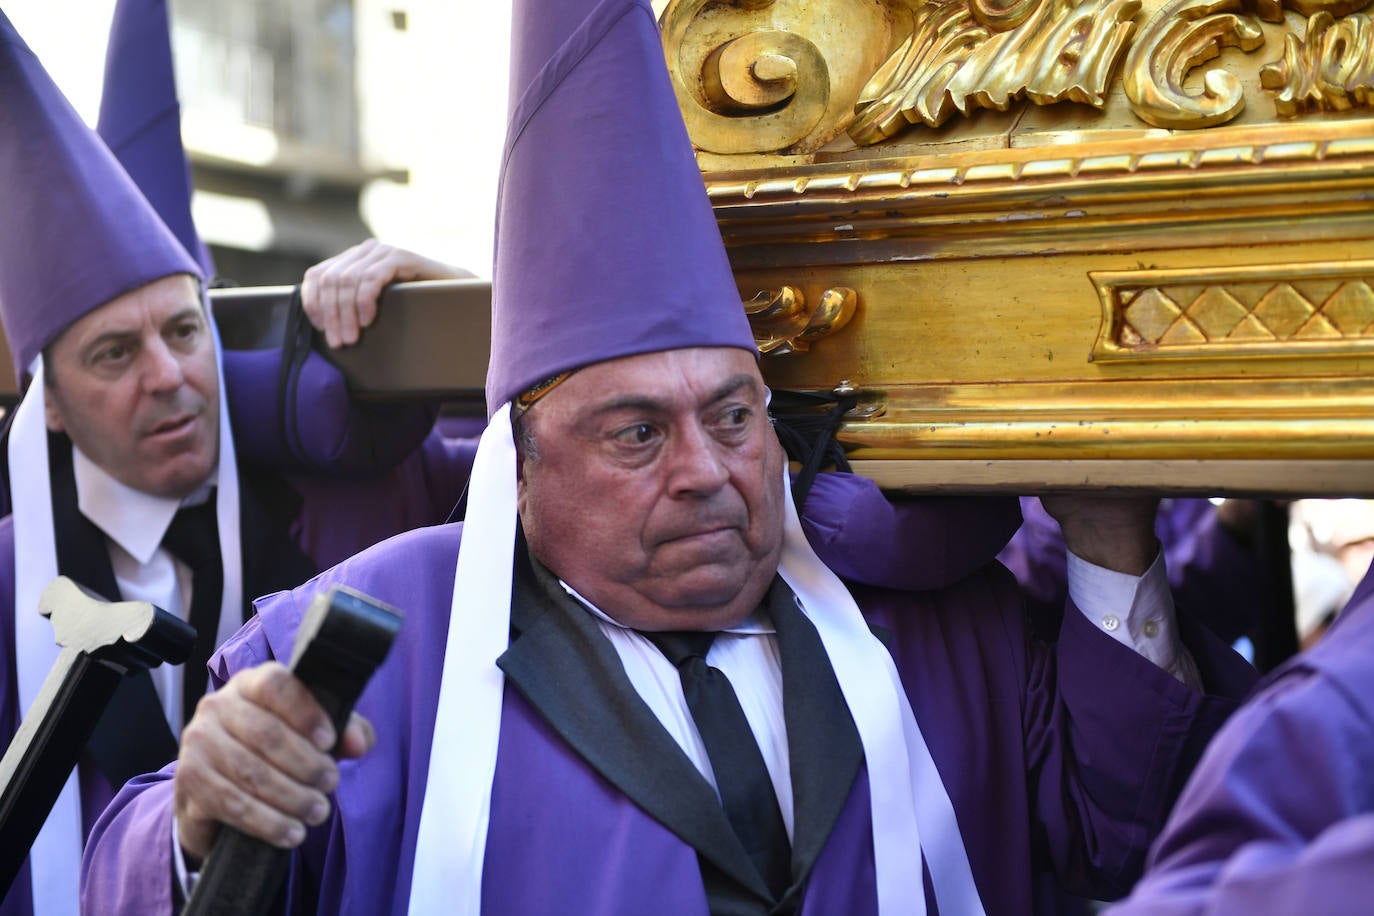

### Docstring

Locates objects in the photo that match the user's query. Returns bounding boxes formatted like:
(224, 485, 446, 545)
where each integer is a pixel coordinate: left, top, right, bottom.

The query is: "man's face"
(518, 346, 785, 632)
(44, 274, 219, 500)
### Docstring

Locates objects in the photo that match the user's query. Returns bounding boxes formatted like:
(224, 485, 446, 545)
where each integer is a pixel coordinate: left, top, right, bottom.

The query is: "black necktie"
(647, 630, 793, 900)
(163, 499, 223, 725)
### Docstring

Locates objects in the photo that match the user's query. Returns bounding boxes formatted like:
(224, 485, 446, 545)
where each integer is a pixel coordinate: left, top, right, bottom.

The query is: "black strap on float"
(770, 390, 857, 516)
(275, 285, 316, 466)
(1251, 500, 1299, 673)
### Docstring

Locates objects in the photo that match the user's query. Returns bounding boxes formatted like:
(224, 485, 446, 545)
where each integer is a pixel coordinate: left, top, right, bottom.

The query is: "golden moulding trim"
(703, 131, 1374, 202)
(743, 285, 858, 355)
(1090, 259, 1374, 361)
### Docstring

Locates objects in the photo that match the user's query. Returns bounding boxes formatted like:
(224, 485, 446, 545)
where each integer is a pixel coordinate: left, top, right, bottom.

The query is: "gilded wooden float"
(664, 0, 1374, 494)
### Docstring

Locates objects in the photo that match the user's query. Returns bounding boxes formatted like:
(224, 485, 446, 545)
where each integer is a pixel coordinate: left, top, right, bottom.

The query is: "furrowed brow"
(705, 373, 760, 405)
(164, 306, 206, 327)
(586, 395, 668, 420)
(584, 374, 759, 421)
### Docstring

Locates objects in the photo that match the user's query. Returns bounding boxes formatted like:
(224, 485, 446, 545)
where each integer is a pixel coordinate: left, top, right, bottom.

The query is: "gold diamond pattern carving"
(1115, 277, 1374, 349)
(1296, 312, 1342, 338)
(1123, 288, 1183, 343)
(1228, 314, 1277, 340)
(1159, 316, 1207, 345)
(1186, 288, 1248, 338)
(1323, 282, 1374, 334)
(1253, 283, 1315, 337)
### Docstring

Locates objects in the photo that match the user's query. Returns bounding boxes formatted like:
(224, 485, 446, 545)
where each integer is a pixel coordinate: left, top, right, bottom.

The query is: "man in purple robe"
(81, 1, 1255, 913)
(0, 14, 476, 915)
(1106, 558, 1374, 915)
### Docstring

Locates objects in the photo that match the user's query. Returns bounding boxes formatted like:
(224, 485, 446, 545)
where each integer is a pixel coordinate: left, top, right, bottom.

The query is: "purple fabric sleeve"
(997, 497, 1071, 634)
(79, 775, 177, 916)
(1159, 505, 1265, 644)
(1106, 582, 1374, 916)
(287, 431, 478, 570)
(857, 560, 1256, 908)
(1025, 604, 1256, 900)
(799, 472, 1021, 591)
(1109, 677, 1374, 916)
(221, 348, 436, 476)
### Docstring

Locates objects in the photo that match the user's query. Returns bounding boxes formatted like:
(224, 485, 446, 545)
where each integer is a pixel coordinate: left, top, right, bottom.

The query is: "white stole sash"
(409, 404, 516, 916)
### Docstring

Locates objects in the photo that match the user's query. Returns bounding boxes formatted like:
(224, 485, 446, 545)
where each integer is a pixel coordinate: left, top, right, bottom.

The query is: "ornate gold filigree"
(663, 0, 1374, 151)
(1260, 11, 1374, 115)
(1091, 262, 1374, 360)
(969, 0, 1044, 30)
(849, 0, 1140, 142)
(744, 285, 858, 355)
(1124, 0, 1266, 129)
(1286, 0, 1374, 19)
(661, 0, 898, 154)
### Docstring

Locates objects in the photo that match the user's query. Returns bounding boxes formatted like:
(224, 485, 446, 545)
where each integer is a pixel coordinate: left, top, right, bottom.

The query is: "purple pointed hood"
(0, 8, 200, 383)
(98, 0, 214, 276)
(487, 0, 753, 414)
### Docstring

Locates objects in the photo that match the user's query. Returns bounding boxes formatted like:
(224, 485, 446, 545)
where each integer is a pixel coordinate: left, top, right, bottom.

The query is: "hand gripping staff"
(182, 585, 402, 916)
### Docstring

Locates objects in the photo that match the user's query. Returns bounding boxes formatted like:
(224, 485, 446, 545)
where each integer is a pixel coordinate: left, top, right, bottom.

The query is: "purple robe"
(1000, 497, 1264, 643)
(82, 518, 1255, 915)
(1105, 559, 1374, 916)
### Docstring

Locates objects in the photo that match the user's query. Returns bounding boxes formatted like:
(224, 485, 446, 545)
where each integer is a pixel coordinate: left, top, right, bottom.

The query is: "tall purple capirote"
(0, 9, 199, 383)
(487, 0, 755, 414)
(98, 0, 215, 276)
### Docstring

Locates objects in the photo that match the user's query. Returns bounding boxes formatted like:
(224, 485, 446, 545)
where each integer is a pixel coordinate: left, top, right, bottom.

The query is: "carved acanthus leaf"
(1260, 11, 1374, 115)
(849, 0, 1140, 143)
(1124, 0, 1266, 128)
(664, 0, 1374, 152)
(969, 0, 1043, 29)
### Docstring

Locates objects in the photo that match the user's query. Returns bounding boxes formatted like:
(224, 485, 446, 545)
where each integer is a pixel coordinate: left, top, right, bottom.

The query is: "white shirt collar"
(558, 579, 775, 636)
(71, 445, 217, 564)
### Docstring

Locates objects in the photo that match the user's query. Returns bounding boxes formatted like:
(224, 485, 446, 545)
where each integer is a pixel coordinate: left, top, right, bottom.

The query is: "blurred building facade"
(6, 0, 508, 285)
(173, 0, 387, 284)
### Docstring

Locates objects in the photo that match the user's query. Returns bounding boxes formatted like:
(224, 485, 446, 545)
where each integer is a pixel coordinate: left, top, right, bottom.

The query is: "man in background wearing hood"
(0, 11, 475, 915)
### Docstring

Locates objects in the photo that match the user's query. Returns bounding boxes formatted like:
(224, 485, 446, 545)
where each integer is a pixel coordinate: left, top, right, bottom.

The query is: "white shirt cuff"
(1066, 548, 1202, 688)
(171, 815, 199, 900)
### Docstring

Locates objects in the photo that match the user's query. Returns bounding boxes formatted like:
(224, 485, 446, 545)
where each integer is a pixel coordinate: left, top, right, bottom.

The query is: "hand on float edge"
(1040, 494, 1161, 577)
(301, 237, 474, 348)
